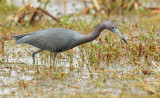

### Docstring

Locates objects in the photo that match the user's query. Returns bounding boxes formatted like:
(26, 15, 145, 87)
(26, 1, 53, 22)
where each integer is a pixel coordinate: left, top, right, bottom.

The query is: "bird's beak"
(113, 29, 127, 44)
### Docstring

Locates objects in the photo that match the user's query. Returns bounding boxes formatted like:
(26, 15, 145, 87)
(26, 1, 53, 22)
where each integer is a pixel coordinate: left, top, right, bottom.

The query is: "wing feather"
(15, 28, 78, 52)
(26, 31, 72, 52)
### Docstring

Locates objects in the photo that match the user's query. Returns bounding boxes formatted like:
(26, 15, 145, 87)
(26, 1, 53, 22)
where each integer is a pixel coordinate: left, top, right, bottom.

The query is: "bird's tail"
(13, 35, 25, 41)
(13, 33, 34, 44)
(11, 32, 35, 44)
(13, 32, 34, 40)
(12, 34, 28, 44)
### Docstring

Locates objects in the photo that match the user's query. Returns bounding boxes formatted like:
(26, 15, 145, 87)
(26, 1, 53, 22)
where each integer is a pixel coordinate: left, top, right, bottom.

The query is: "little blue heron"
(14, 21, 127, 65)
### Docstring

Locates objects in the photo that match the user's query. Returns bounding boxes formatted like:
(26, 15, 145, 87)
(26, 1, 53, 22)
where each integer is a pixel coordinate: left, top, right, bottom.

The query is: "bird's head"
(102, 21, 127, 44)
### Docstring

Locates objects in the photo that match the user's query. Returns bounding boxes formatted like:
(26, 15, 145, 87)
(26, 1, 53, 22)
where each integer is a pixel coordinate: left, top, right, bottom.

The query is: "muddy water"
(1, 41, 158, 96)
(12, 0, 88, 16)
(11, 0, 160, 16)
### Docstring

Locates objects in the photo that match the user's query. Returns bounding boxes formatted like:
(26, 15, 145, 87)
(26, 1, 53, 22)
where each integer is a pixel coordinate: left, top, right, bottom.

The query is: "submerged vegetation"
(0, 0, 160, 97)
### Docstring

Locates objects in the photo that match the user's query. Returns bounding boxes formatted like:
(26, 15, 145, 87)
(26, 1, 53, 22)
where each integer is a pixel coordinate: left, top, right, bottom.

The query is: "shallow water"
(12, 0, 88, 16)
(11, 0, 160, 16)
(1, 40, 159, 97)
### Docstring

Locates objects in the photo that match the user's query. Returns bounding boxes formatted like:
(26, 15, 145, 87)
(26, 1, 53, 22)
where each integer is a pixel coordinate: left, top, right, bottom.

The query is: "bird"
(14, 21, 127, 66)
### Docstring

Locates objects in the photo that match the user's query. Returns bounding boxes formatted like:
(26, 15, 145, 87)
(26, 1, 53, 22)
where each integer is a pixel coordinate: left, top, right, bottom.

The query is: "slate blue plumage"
(14, 21, 127, 64)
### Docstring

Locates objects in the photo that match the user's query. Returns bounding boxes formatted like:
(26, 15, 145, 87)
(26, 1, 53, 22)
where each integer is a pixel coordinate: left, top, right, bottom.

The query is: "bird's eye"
(112, 26, 115, 29)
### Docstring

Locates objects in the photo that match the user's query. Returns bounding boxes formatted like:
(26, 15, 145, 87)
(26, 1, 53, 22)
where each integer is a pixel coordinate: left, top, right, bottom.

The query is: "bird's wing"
(25, 32, 72, 52)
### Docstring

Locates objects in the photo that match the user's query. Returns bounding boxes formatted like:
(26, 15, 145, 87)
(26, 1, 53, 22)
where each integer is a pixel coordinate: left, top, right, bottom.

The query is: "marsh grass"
(0, 11, 160, 97)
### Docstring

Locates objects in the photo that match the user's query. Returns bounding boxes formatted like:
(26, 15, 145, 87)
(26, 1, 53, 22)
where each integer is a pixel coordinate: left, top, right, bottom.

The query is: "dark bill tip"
(122, 38, 127, 44)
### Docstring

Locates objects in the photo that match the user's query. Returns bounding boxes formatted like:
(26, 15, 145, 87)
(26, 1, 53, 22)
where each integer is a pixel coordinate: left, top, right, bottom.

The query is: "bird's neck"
(80, 24, 104, 44)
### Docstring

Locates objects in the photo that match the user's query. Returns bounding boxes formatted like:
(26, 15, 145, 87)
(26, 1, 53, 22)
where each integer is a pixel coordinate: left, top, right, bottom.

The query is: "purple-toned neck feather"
(80, 23, 104, 44)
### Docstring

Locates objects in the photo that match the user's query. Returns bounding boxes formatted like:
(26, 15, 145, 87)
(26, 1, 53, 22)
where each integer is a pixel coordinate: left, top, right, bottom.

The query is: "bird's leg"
(53, 52, 57, 64)
(53, 52, 57, 70)
(49, 52, 57, 72)
(32, 50, 42, 65)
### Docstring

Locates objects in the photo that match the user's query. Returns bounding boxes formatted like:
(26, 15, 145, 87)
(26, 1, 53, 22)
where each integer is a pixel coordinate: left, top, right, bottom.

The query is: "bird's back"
(14, 28, 82, 52)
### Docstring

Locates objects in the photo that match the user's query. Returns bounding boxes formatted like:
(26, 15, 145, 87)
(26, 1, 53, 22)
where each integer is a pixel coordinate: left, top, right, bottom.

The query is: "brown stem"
(37, 7, 59, 22)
